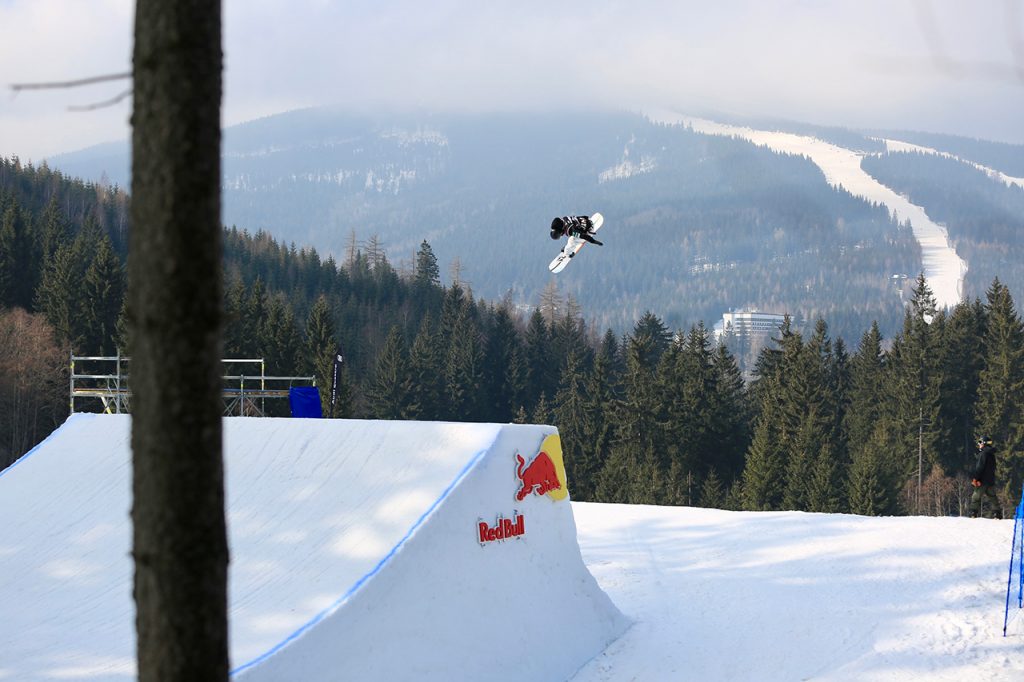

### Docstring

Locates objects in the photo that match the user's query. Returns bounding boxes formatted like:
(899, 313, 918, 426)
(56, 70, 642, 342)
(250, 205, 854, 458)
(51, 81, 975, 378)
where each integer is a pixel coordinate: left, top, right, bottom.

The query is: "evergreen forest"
(3, 155, 1023, 517)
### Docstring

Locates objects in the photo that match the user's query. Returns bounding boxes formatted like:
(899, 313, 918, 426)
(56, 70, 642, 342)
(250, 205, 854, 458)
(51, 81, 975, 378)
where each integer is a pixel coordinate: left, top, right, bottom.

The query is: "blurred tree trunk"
(129, 1, 227, 680)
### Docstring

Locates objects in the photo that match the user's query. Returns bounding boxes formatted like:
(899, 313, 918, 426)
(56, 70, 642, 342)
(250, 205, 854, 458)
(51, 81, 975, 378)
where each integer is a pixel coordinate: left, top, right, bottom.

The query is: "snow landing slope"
(0, 414, 627, 681)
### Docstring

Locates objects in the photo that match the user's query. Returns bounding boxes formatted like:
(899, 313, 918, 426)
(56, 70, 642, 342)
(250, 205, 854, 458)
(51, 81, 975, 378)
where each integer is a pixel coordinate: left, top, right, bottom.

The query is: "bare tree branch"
(10, 71, 131, 93)
(68, 88, 133, 112)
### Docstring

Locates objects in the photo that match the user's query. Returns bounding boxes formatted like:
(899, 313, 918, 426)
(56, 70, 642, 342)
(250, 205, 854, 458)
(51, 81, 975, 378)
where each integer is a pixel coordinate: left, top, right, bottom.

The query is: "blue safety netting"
(1004, 484, 1024, 636)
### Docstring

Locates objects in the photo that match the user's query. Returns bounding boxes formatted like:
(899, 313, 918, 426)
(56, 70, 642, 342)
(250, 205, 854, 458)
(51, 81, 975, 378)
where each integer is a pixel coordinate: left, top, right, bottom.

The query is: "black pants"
(970, 484, 1001, 518)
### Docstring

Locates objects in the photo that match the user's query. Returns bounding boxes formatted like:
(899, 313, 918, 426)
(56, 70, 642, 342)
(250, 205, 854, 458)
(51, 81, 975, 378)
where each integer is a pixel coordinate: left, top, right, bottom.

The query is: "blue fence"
(1004, 484, 1024, 636)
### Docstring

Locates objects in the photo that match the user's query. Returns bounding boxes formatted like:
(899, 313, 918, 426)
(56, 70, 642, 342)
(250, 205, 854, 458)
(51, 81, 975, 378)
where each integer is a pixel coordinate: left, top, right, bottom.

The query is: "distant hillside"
(50, 109, 932, 340)
(868, 129, 1024, 178)
(862, 149, 1024, 305)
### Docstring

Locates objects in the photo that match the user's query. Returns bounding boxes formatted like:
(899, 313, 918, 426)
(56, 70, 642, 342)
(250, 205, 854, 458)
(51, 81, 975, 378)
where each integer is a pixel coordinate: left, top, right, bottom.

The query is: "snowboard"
(548, 213, 604, 274)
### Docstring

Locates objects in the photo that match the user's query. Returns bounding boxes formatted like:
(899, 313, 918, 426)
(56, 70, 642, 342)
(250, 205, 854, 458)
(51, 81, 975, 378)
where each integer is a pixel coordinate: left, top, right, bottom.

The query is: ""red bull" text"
(515, 451, 562, 501)
(478, 513, 525, 544)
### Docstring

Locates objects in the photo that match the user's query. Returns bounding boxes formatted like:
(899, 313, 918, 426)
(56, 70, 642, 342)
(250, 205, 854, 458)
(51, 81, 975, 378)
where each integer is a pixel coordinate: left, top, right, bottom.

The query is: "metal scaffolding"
(70, 354, 317, 417)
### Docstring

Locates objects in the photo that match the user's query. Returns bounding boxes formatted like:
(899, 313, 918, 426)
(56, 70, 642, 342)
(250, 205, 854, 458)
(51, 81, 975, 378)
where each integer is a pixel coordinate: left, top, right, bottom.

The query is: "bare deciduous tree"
(0, 308, 67, 470)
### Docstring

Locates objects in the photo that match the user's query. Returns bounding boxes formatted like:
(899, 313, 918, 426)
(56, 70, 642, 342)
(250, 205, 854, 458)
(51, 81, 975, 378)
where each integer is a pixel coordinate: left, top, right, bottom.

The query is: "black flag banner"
(331, 345, 344, 411)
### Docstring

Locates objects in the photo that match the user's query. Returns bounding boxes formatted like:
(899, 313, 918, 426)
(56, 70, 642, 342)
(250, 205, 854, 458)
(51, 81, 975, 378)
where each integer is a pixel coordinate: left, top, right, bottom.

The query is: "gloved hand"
(971, 479, 981, 487)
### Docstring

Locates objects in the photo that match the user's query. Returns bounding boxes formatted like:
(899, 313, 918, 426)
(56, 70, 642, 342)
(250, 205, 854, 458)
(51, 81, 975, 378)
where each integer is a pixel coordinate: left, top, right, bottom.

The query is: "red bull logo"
(515, 434, 569, 502)
(478, 513, 525, 544)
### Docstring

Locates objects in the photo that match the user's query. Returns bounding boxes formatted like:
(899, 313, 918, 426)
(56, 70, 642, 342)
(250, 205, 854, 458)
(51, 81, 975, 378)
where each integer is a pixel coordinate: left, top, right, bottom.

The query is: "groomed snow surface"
(2, 414, 1022, 681)
(573, 504, 1022, 681)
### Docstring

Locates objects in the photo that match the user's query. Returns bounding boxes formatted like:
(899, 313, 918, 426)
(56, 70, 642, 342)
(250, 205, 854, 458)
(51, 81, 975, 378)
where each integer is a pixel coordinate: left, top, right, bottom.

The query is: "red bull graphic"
(478, 513, 525, 544)
(515, 434, 569, 502)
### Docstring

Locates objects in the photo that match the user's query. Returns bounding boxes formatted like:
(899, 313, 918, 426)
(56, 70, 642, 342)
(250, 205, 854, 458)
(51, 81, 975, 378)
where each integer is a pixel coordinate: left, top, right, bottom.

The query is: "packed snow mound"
(572, 503, 1022, 682)
(0, 414, 627, 681)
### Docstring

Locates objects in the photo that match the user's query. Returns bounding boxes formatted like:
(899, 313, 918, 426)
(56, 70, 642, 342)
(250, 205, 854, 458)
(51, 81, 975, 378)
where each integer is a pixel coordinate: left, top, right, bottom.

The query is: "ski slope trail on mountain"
(646, 110, 968, 309)
(0, 414, 626, 681)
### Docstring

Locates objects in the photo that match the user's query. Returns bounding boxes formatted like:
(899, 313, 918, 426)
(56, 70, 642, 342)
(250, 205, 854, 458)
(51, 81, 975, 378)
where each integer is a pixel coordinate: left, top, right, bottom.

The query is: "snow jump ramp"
(0, 414, 628, 681)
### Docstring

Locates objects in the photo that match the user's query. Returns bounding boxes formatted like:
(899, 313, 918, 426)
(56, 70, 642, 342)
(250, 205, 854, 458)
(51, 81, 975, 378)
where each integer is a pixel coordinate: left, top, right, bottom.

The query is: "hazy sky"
(1, 0, 1022, 162)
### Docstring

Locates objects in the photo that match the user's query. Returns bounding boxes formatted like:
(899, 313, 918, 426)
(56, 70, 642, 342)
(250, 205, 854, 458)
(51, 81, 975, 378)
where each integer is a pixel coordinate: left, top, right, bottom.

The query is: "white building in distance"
(713, 309, 787, 342)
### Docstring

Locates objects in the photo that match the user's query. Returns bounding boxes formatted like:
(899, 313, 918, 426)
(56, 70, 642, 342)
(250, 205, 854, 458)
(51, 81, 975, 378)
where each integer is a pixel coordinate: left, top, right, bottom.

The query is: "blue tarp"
(289, 387, 322, 418)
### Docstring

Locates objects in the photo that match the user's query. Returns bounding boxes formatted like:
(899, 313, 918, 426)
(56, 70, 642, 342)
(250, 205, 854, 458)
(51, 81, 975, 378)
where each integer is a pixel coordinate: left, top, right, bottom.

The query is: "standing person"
(969, 435, 1003, 519)
(550, 216, 603, 246)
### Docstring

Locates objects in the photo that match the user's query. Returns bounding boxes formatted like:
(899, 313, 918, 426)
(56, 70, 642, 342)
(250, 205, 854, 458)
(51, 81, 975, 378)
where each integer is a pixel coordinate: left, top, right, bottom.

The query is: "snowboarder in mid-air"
(969, 435, 1003, 519)
(550, 215, 603, 246)
(548, 212, 606, 274)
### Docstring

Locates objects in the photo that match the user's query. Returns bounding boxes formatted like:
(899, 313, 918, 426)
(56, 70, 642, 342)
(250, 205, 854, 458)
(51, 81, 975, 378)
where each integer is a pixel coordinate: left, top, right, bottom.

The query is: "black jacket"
(972, 444, 997, 486)
(555, 216, 602, 245)
(554, 216, 589, 236)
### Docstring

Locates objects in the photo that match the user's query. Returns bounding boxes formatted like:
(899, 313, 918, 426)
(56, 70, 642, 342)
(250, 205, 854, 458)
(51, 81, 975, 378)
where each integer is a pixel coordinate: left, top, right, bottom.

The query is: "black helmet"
(550, 217, 563, 239)
(978, 435, 992, 447)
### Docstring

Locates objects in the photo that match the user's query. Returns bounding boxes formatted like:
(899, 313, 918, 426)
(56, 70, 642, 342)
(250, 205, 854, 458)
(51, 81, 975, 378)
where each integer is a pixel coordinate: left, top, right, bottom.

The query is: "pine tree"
(365, 325, 416, 419)
(598, 328, 625, 378)
(222, 275, 247, 357)
(240, 277, 268, 359)
(551, 302, 591, 378)
(632, 311, 672, 369)
(259, 294, 301, 376)
(846, 322, 885, 451)
(594, 445, 632, 504)
(413, 240, 440, 289)
(940, 299, 986, 471)
(443, 306, 485, 421)
(887, 274, 945, 501)
(580, 333, 620, 501)
(532, 392, 553, 425)
(710, 343, 750, 482)
(629, 449, 666, 505)
(38, 196, 72, 263)
(784, 319, 845, 512)
(484, 305, 525, 422)
(412, 240, 442, 314)
(408, 313, 443, 420)
(304, 295, 338, 416)
(847, 424, 900, 516)
(554, 350, 594, 499)
(81, 232, 126, 354)
(974, 278, 1024, 494)
(783, 412, 819, 511)
(0, 200, 35, 310)
(616, 329, 663, 462)
(699, 468, 725, 508)
(677, 323, 719, 479)
(741, 373, 786, 510)
(596, 329, 665, 504)
(438, 282, 467, 348)
(808, 439, 843, 512)
(523, 309, 554, 411)
(34, 240, 84, 348)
